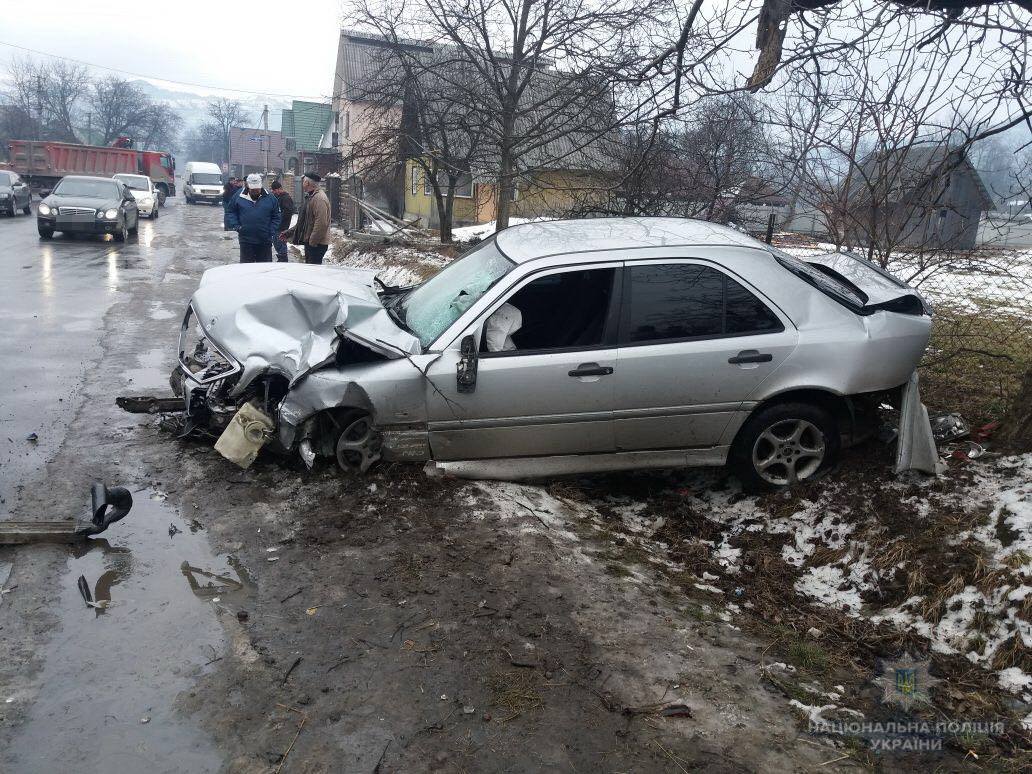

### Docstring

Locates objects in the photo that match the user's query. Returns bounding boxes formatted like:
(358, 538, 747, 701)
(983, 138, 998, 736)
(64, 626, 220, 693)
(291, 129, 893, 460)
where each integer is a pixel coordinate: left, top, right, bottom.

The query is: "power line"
(0, 39, 329, 101)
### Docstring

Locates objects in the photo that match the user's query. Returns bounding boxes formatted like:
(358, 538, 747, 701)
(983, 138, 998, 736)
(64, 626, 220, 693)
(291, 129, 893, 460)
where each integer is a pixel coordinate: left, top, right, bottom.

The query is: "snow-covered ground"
(473, 453, 1032, 720)
(451, 217, 547, 242)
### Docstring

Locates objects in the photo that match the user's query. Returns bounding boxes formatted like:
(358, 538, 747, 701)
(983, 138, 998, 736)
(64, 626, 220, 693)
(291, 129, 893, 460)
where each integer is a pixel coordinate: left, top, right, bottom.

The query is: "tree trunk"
(1002, 367, 1032, 451)
(440, 176, 457, 243)
(495, 150, 513, 230)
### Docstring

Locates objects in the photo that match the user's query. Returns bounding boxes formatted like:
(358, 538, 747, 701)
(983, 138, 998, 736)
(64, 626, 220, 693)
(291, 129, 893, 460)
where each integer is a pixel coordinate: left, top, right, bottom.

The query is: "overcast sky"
(0, 0, 343, 100)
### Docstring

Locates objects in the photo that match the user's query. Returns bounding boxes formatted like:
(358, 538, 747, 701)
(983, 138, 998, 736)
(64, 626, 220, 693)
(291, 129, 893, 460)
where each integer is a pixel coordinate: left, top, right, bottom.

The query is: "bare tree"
(182, 122, 225, 165)
(206, 98, 250, 167)
(3, 56, 89, 142)
(85, 77, 154, 145)
(344, 41, 492, 242)
(347, 0, 667, 229)
(136, 103, 183, 151)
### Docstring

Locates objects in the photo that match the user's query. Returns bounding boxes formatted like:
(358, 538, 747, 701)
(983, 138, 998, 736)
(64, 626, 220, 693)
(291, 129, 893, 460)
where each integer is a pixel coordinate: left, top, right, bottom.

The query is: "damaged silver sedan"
(127, 217, 932, 489)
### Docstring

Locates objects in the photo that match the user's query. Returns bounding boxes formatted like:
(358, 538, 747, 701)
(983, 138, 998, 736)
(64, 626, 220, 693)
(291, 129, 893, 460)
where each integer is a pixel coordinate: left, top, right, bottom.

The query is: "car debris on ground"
(0, 482, 133, 545)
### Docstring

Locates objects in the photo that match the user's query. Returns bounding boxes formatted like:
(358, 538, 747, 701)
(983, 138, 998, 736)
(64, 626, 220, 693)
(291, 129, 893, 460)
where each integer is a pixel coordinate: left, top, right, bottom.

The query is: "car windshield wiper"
(383, 294, 411, 333)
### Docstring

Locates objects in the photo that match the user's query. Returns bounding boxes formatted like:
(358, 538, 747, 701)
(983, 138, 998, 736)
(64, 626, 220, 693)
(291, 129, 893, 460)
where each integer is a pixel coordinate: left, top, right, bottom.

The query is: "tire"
(729, 402, 840, 493)
(38, 225, 54, 239)
(115, 221, 128, 242)
(151, 206, 159, 219)
(331, 410, 381, 474)
(22, 202, 31, 215)
(128, 213, 139, 234)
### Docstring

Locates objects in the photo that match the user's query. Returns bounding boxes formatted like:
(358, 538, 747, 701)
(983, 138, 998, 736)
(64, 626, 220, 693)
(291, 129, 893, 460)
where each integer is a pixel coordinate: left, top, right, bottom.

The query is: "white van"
(183, 162, 225, 205)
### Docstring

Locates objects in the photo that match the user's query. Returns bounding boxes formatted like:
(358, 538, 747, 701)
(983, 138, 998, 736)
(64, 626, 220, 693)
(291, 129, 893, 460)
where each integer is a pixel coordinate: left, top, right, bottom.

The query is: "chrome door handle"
(728, 350, 773, 365)
(569, 363, 614, 377)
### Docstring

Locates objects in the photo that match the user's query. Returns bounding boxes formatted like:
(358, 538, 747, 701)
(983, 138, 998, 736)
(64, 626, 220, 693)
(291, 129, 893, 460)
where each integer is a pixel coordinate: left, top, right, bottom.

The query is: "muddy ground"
(1, 202, 1026, 773)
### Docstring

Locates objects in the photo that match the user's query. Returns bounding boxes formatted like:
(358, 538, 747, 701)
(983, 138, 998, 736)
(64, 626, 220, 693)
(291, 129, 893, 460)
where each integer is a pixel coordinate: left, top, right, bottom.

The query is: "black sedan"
(0, 170, 32, 216)
(37, 176, 140, 241)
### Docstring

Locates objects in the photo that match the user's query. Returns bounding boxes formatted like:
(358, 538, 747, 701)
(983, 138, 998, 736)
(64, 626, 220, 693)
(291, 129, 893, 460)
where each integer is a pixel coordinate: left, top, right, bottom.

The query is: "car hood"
(191, 263, 422, 393)
(44, 194, 121, 211)
(125, 189, 152, 201)
(803, 251, 929, 311)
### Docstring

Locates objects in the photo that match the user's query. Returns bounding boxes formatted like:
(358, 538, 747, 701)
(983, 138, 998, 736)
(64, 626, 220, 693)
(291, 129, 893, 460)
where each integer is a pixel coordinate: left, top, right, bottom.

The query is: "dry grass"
(483, 669, 544, 722)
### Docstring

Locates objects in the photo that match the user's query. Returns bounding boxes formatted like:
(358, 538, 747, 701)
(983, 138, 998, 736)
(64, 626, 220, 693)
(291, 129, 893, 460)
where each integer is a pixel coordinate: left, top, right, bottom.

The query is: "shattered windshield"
(400, 239, 515, 348)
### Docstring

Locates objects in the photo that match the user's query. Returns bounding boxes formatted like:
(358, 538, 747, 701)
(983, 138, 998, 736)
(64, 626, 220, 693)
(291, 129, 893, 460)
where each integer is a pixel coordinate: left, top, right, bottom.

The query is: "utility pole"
(261, 104, 269, 175)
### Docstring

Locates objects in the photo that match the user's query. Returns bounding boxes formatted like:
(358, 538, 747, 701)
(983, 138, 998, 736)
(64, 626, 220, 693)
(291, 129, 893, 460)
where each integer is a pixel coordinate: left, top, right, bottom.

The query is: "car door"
(424, 263, 622, 461)
(12, 174, 28, 208)
(121, 185, 138, 225)
(612, 259, 798, 451)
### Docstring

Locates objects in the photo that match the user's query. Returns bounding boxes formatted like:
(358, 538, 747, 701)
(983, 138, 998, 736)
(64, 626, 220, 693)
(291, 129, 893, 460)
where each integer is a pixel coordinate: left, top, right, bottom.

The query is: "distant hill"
(131, 80, 293, 132)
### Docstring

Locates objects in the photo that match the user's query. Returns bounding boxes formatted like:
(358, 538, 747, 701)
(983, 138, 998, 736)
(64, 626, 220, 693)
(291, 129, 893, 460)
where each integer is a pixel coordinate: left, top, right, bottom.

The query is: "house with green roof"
(279, 100, 333, 173)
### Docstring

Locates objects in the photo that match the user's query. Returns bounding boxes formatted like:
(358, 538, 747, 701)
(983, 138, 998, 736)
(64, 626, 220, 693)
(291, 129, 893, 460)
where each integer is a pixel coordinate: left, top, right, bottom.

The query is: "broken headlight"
(178, 304, 241, 385)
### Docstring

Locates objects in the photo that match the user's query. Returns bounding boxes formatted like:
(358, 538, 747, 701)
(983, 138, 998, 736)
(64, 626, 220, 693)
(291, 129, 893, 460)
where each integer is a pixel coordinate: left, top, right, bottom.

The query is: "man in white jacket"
(484, 303, 522, 352)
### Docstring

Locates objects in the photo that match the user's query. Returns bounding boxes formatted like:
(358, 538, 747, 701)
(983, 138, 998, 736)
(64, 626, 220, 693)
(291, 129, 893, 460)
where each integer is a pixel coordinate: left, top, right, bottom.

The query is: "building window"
(411, 165, 419, 196)
(454, 174, 474, 198)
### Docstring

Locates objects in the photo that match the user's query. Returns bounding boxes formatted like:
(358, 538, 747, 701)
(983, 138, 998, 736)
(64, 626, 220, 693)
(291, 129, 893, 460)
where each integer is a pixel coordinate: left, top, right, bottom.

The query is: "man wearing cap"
(224, 173, 281, 263)
(280, 172, 331, 265)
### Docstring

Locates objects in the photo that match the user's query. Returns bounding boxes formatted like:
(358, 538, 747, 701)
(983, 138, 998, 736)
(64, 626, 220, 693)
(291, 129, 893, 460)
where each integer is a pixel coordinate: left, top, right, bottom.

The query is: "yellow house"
(403, 159, 611, 228)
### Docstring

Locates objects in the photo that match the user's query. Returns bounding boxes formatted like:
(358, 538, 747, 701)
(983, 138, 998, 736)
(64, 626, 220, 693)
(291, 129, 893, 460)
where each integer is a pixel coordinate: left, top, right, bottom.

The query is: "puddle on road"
(122, 347, 172, 391)
(4, 492, 251, 774)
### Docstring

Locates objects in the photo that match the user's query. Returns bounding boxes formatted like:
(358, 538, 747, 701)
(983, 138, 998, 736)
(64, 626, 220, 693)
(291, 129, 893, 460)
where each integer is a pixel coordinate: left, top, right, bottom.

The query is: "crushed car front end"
(163, 263, 426, 468)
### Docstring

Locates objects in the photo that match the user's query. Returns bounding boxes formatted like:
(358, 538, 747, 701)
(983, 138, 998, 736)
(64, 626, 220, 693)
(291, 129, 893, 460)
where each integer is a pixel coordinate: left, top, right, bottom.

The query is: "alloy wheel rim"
(334, 417, 381, 473)
(751, 418, 826, 485)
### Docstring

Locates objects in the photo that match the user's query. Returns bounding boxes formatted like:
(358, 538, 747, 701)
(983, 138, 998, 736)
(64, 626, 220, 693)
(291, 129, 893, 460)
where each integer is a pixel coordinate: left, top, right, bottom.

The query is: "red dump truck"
(7, 140, 176, 202)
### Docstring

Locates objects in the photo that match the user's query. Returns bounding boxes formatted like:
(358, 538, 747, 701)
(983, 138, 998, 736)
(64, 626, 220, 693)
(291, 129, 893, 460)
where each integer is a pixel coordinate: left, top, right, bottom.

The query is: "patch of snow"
(451, 217, 544, 242)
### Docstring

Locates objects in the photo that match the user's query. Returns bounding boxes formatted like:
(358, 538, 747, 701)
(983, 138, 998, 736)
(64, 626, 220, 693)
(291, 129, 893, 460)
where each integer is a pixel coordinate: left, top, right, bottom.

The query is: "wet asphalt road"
(0, 199, 221, 517)
(0, 196, 238, 773)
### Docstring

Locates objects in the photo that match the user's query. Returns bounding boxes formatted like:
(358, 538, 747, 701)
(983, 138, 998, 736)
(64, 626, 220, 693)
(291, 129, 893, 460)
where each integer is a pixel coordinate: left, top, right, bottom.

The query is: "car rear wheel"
(730, 402, 839, 492)
(22, 201, 31, 214)
(332, 410, 381, 474)
(151, 206, 159, 219)
(38, 225, 53, 239)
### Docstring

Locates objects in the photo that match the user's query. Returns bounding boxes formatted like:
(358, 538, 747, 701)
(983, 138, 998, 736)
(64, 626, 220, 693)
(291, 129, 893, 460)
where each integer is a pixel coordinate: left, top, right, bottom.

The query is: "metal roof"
(494, 217, 767, 264)
(281, 100, 333, 152)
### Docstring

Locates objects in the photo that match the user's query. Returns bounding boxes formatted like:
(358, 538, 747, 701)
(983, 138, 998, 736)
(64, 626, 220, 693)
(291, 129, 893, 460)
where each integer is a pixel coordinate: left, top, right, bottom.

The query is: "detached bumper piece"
(0, 482, 133, 545)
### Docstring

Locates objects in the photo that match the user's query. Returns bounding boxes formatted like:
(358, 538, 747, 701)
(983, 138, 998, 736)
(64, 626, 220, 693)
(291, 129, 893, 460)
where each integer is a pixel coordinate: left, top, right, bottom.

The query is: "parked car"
(183, 161, 225, 205)
(37, 175, 140, 241)
(113, 173, 159, 219)
(0, 170, 32, 215)
(144, 218, 931, 489)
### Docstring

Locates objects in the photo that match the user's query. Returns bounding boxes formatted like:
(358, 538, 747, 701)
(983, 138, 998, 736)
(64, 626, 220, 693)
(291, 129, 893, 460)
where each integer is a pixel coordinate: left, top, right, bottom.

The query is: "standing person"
(222, 176, 242, 205)
(269, 180, 295, 262)
(280, 172, 330, 265)
(224, 173, 281, 263)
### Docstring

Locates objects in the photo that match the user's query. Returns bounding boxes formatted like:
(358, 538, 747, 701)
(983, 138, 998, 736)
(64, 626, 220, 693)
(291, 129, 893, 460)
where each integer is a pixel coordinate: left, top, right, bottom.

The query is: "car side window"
(482, 268, 616, 355)
(621, 264, 782, 345)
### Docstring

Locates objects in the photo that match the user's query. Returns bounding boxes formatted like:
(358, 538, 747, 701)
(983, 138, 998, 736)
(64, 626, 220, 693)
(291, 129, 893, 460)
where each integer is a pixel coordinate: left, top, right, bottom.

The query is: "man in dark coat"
(224, 174, 281, 263)
(270, 180, 295, 262)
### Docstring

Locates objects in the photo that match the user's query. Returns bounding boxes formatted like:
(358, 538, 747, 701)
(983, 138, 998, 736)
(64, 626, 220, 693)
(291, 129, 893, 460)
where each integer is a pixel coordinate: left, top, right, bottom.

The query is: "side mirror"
(456, 334, 479, 393)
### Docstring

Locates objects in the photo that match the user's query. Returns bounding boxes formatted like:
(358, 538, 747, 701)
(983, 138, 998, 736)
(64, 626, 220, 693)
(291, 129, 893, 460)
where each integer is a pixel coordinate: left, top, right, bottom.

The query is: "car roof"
(113, 173, 147, 178)
(493, 217, 769, 263)
(60, 175, 121, 184)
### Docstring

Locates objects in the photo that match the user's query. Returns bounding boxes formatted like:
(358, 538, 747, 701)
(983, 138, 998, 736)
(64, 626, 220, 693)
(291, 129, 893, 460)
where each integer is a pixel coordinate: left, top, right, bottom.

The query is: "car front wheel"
(38, 225, 54, 239)
(332, 410, 381, 474)
(730, 402, 839, 492)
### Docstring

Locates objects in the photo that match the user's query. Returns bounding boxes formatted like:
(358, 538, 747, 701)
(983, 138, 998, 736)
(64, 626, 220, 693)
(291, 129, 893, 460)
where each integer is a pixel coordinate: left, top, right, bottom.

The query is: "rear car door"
(612, 259, 798, 451)
(425, 263, 621, 461)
